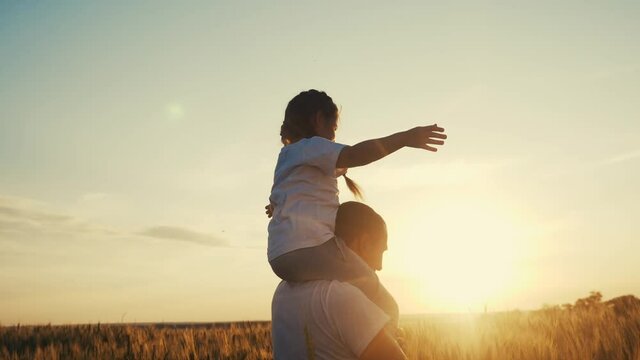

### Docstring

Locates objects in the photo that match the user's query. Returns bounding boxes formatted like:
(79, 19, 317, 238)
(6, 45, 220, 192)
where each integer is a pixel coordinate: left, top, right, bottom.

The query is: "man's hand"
(265, 203, 274, 218)
(395, 327, 407, 354)
(403, 124, 447, 152)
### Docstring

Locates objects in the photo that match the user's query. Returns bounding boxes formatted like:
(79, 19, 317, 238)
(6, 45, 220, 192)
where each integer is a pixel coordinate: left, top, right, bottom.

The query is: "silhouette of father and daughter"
(266, 90, 447, 359)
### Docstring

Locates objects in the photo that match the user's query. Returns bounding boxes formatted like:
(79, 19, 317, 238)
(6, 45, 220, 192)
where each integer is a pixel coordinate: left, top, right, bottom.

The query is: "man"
(271, 202, 407, 360)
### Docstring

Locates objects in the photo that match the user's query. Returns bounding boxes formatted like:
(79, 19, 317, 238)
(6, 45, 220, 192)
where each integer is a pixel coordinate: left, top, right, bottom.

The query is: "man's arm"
(335, 125, 446, 169)
(359, 328, 407, 360)
(328, 283, 407, 359)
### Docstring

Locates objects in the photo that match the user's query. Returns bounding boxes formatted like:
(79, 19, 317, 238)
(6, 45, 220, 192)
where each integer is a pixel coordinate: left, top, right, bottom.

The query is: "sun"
(390, 201, 533, 312)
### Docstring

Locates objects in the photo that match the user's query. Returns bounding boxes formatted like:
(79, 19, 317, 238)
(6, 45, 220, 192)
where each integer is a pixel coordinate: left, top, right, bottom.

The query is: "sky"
(1, 1, 639, 325)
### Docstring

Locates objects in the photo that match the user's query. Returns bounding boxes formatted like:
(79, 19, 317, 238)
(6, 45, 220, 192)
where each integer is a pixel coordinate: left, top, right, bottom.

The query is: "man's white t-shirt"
(272, 280, 390, 360)
(268, 136, 347, 261)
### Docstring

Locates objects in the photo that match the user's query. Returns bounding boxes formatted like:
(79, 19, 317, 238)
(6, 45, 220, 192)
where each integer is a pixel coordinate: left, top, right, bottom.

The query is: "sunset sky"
(1, 1, 639, 325)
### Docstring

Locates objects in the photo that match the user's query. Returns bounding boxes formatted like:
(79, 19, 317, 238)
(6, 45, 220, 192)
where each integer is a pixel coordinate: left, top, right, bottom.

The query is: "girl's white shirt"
(268, 136, 347, 261)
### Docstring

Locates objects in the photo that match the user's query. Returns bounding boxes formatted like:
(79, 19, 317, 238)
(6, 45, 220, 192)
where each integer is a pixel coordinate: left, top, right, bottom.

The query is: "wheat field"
(2, 293, 639, 359)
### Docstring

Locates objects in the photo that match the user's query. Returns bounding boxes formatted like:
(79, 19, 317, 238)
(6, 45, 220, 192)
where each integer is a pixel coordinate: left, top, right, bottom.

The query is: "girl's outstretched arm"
(336, 124, 446, 169)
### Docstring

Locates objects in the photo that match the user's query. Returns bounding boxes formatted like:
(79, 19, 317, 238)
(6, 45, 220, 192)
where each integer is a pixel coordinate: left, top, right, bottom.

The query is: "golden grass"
(0, 322, 272, 360)
(401, 306, 640, 360)
(2, 294, 639, 359)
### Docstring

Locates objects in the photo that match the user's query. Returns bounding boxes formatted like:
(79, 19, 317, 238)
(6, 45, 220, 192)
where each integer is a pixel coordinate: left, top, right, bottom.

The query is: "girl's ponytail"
(342, 174, 363, 200)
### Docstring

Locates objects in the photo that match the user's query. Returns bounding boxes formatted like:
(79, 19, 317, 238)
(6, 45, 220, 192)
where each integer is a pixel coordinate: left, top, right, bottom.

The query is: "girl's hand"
(265, 203, 274, 218)
(404, 124, 447, 151)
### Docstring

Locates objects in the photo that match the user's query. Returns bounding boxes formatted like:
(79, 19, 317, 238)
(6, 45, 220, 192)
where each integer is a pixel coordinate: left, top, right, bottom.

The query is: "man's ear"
(349, 234, 364, 253)
(353, 232, 371, 252)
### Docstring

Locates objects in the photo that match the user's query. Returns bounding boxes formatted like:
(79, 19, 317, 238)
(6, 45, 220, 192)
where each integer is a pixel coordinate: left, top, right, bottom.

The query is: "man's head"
(335, 201, 388, 271)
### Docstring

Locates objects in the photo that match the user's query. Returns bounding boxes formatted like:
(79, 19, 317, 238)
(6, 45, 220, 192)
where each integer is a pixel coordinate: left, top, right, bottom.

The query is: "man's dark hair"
(335, 201, 385, 244)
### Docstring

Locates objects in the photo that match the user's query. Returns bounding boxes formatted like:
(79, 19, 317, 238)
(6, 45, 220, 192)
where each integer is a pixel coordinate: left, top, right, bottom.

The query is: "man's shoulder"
(275, 280, 361, 294)
(274, 280, 367, 304)
(274, 280, 381, 322)
(275, 279, 341, 294)
(323, 281, 384, 316)
(274, 279, 327, 299)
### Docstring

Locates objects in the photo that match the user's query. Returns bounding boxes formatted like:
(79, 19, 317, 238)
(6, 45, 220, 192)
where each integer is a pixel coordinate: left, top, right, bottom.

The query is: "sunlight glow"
(393, 202, 533, 312)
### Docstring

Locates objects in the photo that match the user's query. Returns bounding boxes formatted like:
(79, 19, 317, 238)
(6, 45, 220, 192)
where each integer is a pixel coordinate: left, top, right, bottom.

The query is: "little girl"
(267, 89, 446, 326)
